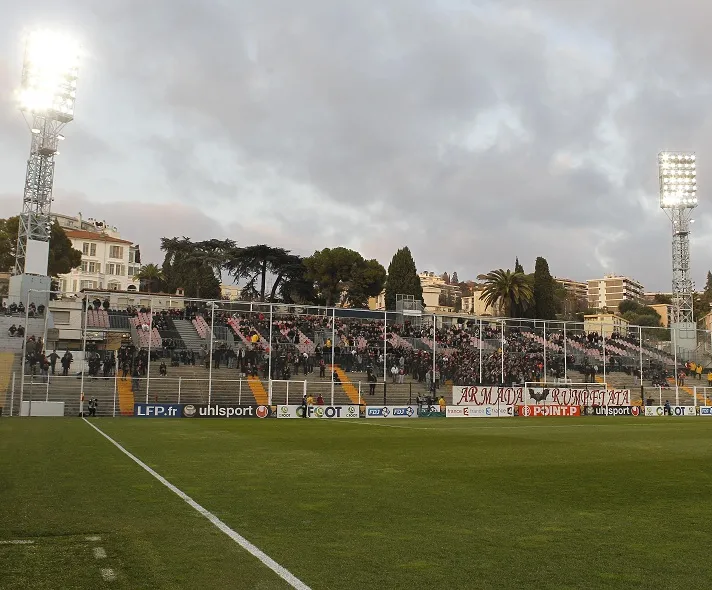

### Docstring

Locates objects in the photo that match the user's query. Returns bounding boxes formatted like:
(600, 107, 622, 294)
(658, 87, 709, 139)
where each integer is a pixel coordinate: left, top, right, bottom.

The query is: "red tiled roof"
(64, 229, 133, 245)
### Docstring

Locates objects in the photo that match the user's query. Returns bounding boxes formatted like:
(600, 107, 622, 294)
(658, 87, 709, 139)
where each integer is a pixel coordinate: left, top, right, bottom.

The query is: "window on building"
(128, 250, 135, 264)
(53, 311, 70, 325)
(108, 282, 121, 291)
(109, 245, 124, 259)
(80, 280, 96, 289)
(82, 243, 97, 256)
(82, 261, 101, 273)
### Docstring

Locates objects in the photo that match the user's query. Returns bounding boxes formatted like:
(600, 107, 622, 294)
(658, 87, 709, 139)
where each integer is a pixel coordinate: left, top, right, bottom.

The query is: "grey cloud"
(1, 0, 712, 291)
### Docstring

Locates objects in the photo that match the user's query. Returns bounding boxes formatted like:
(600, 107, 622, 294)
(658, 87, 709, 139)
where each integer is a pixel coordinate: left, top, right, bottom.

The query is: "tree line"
(139, 239, 423, 310)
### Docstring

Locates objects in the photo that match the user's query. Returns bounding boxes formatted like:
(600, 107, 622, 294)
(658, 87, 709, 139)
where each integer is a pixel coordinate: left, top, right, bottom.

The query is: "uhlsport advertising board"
(644, 406, 697, 417)
(364, 406, 418, 418)
(582, 406, 641, 416)
(134, 404, 272, 418)
(453, 386, 630, 407)
(276, 405, 360, 419)
(446, 405, 514, 418)
(517, 405, 581, 417)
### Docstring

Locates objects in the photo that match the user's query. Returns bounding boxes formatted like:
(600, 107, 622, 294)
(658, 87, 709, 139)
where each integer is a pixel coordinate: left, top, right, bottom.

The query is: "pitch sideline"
(82, 418, 311, 590)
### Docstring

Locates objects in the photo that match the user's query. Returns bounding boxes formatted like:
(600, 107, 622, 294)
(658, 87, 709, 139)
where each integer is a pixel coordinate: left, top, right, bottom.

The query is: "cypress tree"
(385, 247, 423, 310)
(533, 256, 557, 319)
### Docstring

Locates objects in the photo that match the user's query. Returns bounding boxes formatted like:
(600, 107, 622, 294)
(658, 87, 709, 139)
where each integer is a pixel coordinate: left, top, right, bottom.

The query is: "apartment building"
(587, 274, 644, 311)
(52, 213, 140, 293)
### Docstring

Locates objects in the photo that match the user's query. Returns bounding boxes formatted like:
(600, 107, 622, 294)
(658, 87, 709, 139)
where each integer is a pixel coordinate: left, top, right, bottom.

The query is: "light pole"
(10, 31, 80, 308)
(658, 152, 698, 355)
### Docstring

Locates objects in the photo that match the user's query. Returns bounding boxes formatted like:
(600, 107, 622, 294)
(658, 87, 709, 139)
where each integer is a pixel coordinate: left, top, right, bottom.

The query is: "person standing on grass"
(301, 394, 308, 418)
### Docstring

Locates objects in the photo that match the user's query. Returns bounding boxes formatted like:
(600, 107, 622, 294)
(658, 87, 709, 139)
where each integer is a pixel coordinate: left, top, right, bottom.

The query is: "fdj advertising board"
(701, 407, 712, 416)
(276, 405, 360, 419)
(364, 406, 418, 418)
(133, 404, 272, 418)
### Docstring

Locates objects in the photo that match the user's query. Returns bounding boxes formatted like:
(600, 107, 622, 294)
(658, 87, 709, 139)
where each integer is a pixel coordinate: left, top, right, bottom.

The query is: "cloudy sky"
(0, 0, 710, 291)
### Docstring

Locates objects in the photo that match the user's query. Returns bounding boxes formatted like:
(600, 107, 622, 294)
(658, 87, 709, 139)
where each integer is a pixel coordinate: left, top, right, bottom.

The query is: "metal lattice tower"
(14, 115, 66, 275)
(666, 207, 695, 324)
(13, 30, 78, 277)
(658, 152, 697, 326)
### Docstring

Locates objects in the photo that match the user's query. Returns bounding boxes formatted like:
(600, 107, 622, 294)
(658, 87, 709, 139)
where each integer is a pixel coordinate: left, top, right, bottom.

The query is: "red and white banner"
(517, 405, 581, 417)
(453, 386, 630, 407)
(446, 405, 513, 418)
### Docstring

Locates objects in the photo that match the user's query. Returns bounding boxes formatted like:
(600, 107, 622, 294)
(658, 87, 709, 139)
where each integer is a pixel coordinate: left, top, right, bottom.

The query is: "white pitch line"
(101, 568, 117, 582)
(85, 535, 102, 542)
(82, 418, 311, 590)
(93, 547, 107, 559)
(0, 540, 34, 545)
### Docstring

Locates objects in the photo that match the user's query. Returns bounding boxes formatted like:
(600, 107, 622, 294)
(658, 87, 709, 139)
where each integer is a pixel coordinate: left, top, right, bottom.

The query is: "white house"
(52, 213, 141, 293)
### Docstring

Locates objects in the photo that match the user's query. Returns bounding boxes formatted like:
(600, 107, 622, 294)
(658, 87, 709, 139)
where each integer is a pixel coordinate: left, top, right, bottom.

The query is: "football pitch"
(1, 418, 711, 589)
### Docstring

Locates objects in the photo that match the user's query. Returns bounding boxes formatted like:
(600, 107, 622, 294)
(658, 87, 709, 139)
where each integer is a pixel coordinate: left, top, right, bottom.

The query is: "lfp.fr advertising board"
(276, 405, 360, 419)
(134, 404, 272, 418)
(364, 406, 418, 419)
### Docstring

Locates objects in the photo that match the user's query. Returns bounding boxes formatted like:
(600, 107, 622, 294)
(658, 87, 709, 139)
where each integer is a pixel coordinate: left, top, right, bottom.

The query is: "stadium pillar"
(500, 320, 504, 384)
(601, 320, 606, 385)
(672, 323, 679, 403)
(382, 310, 387, 386)
(208, 300, 215, 405)
(638, 326, 644, 403)
(563, 322, 568, 381)
(42, 300, 50, 401)
(543, 321, 547, 383)
(19, 289, 31, 415)
(268, 303, 273, 393)
(79, 293, 89, 416)
(432, 314, 436, 394)
(146, 296, 153, 404)
(478, 318, 483, 384)
(331, 307, 335, 404)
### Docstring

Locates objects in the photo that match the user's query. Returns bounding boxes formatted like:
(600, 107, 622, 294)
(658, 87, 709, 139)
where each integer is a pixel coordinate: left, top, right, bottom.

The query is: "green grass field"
(1, 417, 711, 589)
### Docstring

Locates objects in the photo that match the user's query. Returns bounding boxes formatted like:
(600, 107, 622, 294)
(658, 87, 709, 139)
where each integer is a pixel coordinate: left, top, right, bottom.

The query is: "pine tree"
(514, 257, 524, 274)
(451, 271, 459, 284)
(510, 258, 526, 316)
(385, 247, 423, 310)
(532, 256, 558, 319)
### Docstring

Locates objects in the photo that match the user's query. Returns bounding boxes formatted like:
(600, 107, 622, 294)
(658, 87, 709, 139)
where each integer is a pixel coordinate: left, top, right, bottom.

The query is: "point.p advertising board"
(517, 405, 580, 417)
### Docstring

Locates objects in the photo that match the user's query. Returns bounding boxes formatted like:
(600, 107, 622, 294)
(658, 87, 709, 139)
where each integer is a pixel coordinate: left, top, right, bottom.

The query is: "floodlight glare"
(658, 151, 697, 209)
(17, 30, 80, 123)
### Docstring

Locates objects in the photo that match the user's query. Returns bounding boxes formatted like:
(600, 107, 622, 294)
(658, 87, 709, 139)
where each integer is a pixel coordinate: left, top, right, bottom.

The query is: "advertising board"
(445, 405, 513, 418)
(453, 385, 630, 407)
(583, 406, 641, 417)
(364, 406, 418, 418)
(644, 406, 696, 417)
(276, 405, 360, 419)
(517, 405, 580, 417)
(701, 407, 712, 416)
(134, 404, 183, 417)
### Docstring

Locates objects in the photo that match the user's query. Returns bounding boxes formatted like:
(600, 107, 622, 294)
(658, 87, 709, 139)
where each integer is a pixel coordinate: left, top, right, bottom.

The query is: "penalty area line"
(82, 418, 312, 590)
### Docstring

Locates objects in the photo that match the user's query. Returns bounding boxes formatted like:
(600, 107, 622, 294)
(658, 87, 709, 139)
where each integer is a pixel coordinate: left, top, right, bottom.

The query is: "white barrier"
(20, 401, 65, 417)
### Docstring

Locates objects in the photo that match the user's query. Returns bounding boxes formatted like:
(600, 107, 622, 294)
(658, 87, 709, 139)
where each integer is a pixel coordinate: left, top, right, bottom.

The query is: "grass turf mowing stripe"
(81, 418, 311, 590)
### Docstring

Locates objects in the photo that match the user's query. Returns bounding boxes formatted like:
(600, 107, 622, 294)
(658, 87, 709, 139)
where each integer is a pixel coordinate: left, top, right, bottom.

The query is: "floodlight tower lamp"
(13, 29, 80, 277)
(658, 151, 697, 328)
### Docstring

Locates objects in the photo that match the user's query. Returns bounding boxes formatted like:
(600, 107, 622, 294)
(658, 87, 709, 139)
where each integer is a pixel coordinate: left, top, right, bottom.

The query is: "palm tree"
(479, 269, 533, 317)
(136, 263, 165, 294)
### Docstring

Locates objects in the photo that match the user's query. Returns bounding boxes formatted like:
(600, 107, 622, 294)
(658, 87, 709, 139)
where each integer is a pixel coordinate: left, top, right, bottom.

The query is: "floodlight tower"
(658, 151, 698, 352)
(9, 30, 79, 305)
